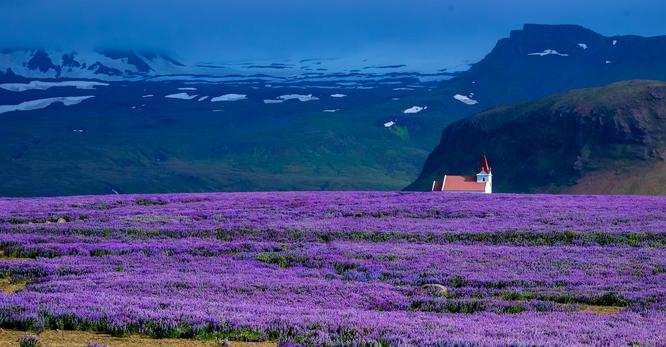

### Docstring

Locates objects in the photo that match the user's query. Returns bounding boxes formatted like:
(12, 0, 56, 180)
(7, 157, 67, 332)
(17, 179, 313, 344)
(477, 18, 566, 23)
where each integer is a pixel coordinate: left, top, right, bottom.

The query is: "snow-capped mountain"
(0, 48, 454, 84)
(0, 49, 185, 81)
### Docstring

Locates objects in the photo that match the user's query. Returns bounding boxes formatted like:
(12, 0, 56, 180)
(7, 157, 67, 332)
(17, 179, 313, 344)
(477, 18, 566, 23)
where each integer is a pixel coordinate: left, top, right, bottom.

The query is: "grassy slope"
(409, 80, 666, 194)
(0, 81, 465, 196)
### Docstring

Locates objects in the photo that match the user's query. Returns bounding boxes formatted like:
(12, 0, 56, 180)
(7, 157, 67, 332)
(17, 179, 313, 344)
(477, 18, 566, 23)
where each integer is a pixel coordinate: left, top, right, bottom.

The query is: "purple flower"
(0, 192, 664, 346)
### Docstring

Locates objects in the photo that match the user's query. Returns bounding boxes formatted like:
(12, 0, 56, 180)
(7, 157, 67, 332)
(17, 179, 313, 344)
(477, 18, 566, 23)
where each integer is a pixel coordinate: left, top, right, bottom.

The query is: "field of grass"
(0, 79, 475, 196)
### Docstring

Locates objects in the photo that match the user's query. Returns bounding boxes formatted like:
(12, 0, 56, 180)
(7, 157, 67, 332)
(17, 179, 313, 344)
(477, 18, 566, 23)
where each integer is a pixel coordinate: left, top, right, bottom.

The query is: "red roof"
(480, 154, 491, 174)
(442, 175, 486, 192)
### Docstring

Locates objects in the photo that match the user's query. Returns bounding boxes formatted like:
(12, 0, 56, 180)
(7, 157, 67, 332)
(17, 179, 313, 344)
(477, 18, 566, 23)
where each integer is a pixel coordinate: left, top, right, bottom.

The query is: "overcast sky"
(2, 0, 665, 69)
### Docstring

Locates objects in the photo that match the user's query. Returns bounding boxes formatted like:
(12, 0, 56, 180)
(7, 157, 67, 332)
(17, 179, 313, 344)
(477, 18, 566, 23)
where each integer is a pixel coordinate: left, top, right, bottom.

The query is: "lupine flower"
(0, 192, 664, 346)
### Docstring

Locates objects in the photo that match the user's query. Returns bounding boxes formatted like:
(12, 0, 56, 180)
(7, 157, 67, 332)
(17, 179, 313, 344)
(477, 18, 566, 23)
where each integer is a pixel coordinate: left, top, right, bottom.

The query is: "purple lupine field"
(0, 192, 665, 346)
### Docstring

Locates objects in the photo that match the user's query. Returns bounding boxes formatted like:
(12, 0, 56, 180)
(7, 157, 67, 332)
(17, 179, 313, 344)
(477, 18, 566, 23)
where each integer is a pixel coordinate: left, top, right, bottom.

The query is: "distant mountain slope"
(0, 49, 184, 80)
(407, 80, 666, 194)
(428, 24, 666, 112)
(387, 23, 666, 170)
(0, 48, 452, 83)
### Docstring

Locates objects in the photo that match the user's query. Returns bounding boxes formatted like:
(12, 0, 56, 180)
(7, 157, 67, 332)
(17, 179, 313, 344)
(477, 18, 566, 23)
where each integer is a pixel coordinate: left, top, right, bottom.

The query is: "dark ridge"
(407, 80, 666, 194)
(26, 50, 61, 76)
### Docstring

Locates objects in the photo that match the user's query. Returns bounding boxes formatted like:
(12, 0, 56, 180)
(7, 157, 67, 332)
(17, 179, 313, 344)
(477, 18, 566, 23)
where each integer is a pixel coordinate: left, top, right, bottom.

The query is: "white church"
(431, 155, 492, 194)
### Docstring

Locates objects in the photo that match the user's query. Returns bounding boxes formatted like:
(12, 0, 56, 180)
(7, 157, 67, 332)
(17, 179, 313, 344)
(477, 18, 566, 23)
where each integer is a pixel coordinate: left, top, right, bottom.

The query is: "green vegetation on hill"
(408, 80, 666, 194)
(4, 24, 666, 196)
(0, 82, 453, 196)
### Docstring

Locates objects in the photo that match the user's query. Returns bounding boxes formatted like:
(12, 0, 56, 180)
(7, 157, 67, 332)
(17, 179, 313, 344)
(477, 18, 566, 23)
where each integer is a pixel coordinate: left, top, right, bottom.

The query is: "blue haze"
(1, 0, 665, 70)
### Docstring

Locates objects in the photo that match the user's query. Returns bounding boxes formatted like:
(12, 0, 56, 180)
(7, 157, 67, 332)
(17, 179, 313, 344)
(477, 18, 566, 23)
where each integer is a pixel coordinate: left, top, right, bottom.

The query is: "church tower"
(476, 154, 492, 193)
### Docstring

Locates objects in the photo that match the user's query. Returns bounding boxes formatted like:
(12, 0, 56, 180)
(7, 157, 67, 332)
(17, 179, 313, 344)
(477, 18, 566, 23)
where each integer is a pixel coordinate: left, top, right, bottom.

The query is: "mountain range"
(0, 48, 451, 83)
(2, 24, 666, 196)
(0, 49, 185, 81)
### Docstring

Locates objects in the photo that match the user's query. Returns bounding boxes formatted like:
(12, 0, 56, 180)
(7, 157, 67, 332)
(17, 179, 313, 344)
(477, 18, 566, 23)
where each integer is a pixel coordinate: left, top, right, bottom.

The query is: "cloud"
(0, 0, 663, 68)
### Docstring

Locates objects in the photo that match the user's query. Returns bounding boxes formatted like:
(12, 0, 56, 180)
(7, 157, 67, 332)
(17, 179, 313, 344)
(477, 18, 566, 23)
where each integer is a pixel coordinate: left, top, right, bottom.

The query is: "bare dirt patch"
(578, 304, 623, 315)
(0, 330, 277, 347)
(0, 278, 26, 294)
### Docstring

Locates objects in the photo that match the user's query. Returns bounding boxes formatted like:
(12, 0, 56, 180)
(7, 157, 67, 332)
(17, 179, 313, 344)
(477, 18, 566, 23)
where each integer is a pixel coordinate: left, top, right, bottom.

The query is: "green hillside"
(408, 80, 666, 194)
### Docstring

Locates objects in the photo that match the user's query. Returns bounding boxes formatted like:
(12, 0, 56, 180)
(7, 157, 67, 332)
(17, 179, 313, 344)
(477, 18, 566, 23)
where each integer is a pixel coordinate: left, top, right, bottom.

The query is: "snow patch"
(263, 99, 284, 104)
(165, 92, 198, 100)
(142, 94, 154, 98)
(211, 94, 247, 102)
(178, 87, 197, 91)
(605, 60, 612, 64)
(0, 80, 109, 92)
(322, 109, 339, 113)
(198, 96, 209, 101)
(384, 121, 395, 128)
(528, 49, 568, 57)
(0, 96, 95, 115)
(265, 94, 319, 103)
(278, 94, 319, 102)
(403, 106, 427, 114)
(453, 94, 478, 105)
(330, 93, 347, 98)
(578, 43, 588, 50)
(612, 40, 618, 46)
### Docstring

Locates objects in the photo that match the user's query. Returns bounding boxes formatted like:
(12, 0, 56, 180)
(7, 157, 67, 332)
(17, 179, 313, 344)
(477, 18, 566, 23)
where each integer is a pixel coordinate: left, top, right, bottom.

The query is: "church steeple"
(476, 155, 492, 193)
(479, 154, 491, 174)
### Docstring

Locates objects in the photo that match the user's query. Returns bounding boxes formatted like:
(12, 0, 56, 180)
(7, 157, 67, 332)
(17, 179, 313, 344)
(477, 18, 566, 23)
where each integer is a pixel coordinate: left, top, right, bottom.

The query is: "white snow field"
(211, 94, 247, 102)
(453, 94, 479, 105)
(0, 96, 95, 115)
(0, 80, 109, 92)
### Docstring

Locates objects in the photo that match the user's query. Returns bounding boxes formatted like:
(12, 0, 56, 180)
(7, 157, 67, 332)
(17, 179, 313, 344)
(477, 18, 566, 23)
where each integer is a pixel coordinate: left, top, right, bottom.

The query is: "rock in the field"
(422, 283, 448, 297)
